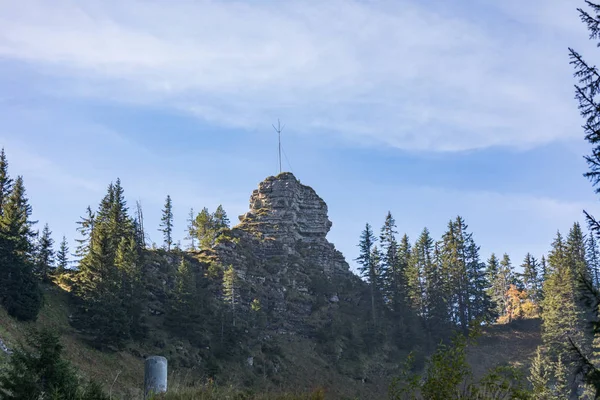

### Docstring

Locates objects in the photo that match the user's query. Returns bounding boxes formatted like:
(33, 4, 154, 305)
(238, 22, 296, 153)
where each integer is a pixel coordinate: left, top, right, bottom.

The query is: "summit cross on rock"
(272, 119, 285, 175)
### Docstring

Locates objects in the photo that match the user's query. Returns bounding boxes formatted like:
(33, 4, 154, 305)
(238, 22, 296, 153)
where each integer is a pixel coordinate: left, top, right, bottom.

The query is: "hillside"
(467, 319, 542, 379)
(0, 282, 543, 399)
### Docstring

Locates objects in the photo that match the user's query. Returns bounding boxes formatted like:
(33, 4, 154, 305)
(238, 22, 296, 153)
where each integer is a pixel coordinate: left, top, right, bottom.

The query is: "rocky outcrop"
(212, 172, 363, 332)
(236, 173, 349, 275)
(0, 336, 12, 355)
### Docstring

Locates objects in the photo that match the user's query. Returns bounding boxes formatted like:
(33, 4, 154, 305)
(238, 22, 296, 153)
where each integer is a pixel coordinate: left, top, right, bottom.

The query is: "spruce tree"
(485, 253, 500, 301)
(540, 255, 548, 282)
(528, 347, 552, 399)
(35, 223, 55, 281)
(73, 180, 141, 347)
(115, 233, 146, 340)
(0, 175, 42, 321)
(567, 3, 600, 392)
(553, 355, 570, 399)
(195, 207, 216, 249)
(542, 231, 580, 356)
(185, 208, 197, 251)
(440, 217, 470, 332)
(0, 328, 109, 399)
(379, 212, 399, 306)
(379, 212, 414, 342)
(159, 195, 173, 251)
(223, 265, 239, 327)
(75, 206, 95, 261)
(567, 222, 588, 280)
(214, 205, 230, 230)
(490, 254, 514, 322)
(407, 230, 428, 317)
(133, 200, 146, 250)
(355, 223, 379, 325)
(167, 258, 199, 334)
(464, 232, 493, 324)
(587, 231, 600, 288)
(56, 236, 69, 273)
(521, 253, 542, 303)
(424, 240, 451, 340)
(0, 148, 12, 215)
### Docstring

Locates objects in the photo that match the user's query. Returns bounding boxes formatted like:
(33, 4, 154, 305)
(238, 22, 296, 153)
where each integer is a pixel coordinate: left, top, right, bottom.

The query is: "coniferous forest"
(5, 2, 600, 400)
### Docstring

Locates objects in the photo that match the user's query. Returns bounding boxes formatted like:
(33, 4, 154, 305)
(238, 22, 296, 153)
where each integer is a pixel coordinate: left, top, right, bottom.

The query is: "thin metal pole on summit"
(272, 119, 285, 174)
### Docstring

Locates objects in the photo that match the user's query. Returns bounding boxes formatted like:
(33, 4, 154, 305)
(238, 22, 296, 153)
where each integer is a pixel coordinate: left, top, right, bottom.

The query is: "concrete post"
(144, 356, 167, 398)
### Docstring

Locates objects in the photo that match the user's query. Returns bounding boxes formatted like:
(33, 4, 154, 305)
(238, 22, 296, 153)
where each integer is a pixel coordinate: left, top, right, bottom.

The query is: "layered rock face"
(237, 173, 348, 275)
(213, 173, 360, 332)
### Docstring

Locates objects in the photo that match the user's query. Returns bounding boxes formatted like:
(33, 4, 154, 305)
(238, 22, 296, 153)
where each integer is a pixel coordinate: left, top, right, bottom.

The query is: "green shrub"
(0, 328, 108, 400)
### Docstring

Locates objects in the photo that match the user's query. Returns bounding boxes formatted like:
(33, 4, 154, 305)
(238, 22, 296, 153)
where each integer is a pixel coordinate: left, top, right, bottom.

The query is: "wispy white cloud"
(0, 0, 590, 151)
(1, 138, 102, 193)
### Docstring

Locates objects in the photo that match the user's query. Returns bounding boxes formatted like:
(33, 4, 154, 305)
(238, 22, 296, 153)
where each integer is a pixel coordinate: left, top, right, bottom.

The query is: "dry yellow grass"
(467, 318, 542, 378)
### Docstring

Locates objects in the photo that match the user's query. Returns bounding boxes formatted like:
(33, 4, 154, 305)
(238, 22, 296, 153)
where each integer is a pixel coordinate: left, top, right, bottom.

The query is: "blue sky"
(1, 0, 599, 272)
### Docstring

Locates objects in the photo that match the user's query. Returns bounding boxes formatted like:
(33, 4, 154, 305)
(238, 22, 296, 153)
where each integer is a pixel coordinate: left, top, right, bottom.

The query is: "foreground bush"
(0, 328, 108, 400)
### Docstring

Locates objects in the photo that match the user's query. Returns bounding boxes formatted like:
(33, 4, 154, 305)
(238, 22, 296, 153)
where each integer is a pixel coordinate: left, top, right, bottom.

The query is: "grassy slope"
(467, 318, 542, 379)
(0, 284, 543, 399)
(0, 284, 145, 399)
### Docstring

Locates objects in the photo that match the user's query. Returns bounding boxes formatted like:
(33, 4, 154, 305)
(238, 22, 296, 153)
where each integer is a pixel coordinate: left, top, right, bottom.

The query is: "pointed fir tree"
(371, 245, 385, 329)
(425, 239, 451, 340)
(567, 222, 589, 280)
(567, 4, 600, 391)
(35, 223, 55, 281)
(166, 257, 199, 334)
(485, 253, 500, 310)
(159, 195, 173, 251)
(407, 230, 428, 318)
(75, 206, 95, 262)
(115, 232, 146, 340)
(56, 236, 69, 273)
(521, 253, 542, 303)
(134, 200, 146, 250)
(379, 212, 415, 342)
(542, 231, 580, 356)
(540, 255, 548, 282)
(465, 234, 493, 325)
(73, 180, 140, 347)
(379, 212, 398, 305)
(440, 217, 470, 332)
(379, 212, 406, 311)
(587, 230, 600, 288)
(0, 175, 42, 321)
(0, 328, 108, 399)
(214, 205, 230, 230)
(553, 355, 570, 399)
(490, 254, 514, 322)
(185, 207, 197, 251)
(195, 207, 216, 249)
(223, 265, 239, 327)
(528, 347, 552, 399)
(355, 223, 379, 325)
(0, 148, 12, 218)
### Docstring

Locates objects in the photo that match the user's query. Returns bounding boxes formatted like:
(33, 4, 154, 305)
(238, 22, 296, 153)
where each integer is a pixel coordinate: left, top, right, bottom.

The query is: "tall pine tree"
(542, 231, 581, 356)
(185, 208, 197, 251)
(0, 174, 42, 321)
(521, 253, 542, 303)
(73, 180, 143, 347)
(355, 223, 379, 325)
(159, 195, 173, 251)
(587, 230, 600, 288)
(56, 236, 69, 273)
(35, 223, 55, 281)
